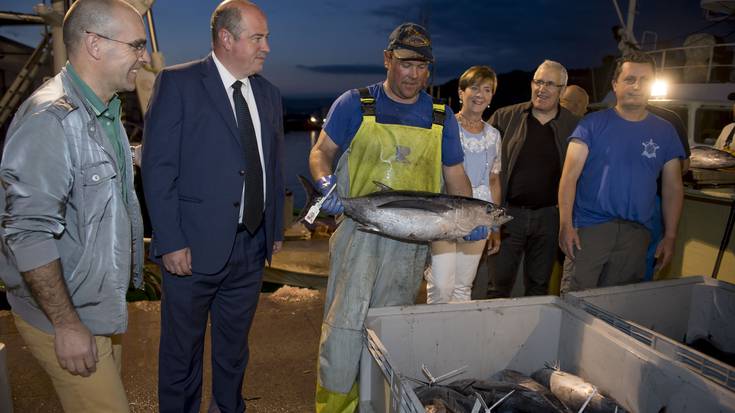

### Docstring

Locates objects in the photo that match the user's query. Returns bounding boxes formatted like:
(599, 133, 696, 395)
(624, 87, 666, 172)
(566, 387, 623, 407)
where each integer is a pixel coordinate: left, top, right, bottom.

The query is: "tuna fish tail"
(296, 175, 320, 223)
(545, 360, 561, 371)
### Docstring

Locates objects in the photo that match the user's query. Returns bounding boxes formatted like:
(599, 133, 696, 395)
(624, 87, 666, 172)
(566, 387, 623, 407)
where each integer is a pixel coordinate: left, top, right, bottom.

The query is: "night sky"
(2, 0, 733, 98)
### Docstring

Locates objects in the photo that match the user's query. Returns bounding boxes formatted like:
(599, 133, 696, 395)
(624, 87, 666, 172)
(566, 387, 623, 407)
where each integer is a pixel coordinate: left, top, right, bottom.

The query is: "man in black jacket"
(485, 60, 580, 298)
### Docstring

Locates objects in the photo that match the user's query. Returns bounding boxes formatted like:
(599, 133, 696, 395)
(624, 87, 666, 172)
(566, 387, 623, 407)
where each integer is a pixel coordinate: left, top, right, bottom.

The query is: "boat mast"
(626, 0, 637, 41)
(611, 0, 639, 45)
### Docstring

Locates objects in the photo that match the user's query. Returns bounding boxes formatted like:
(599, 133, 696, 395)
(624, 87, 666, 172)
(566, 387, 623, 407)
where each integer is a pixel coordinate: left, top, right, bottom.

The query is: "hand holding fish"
(559, 224, 581, 259)
(464, 225, 489, 241)
(316, 174, 344, 215)
(654, 236, 676, 272)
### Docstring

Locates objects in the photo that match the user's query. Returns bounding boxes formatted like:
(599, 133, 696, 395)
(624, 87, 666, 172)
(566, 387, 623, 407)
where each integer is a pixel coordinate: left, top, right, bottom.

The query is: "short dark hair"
(613, 52, 656, 81)
(458, 66, 497, 93)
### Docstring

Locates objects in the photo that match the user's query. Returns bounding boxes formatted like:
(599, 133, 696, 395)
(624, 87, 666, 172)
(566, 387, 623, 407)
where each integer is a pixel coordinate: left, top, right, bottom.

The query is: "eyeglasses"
(532, 79, 565, 89)
(84, 30, 147, 55)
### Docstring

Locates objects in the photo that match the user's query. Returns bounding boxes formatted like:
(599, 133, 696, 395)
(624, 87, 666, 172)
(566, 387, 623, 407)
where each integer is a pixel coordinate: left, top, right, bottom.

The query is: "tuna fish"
(416, 379, 571, 413)
(690, 146, 735, 169)
(490, 369, 572, 413)
(531, 365, 628, 413)
(416, 385, 473, 413)
(298, 176, 512, 242)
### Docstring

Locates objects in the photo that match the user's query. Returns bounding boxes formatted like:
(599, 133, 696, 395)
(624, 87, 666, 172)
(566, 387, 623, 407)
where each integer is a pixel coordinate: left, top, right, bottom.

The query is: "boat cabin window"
(695, 106, 732, 145)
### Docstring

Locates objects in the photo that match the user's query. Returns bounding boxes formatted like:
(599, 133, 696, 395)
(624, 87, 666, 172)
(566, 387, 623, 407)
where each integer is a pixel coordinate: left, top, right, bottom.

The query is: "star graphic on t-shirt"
(641, 139, 659, 159)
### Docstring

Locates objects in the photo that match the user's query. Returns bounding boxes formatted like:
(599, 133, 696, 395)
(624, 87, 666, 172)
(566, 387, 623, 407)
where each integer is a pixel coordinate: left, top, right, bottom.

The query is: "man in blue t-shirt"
(558, 52, 685, 293)
(308, 23, 474, 412)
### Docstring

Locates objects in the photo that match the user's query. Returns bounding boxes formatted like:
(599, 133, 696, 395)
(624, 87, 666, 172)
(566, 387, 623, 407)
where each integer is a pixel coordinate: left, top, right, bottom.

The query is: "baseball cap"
(386, 23, 433, 62)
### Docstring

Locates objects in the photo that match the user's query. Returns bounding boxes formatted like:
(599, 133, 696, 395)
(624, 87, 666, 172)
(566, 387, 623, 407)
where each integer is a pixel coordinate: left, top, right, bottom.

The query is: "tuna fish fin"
(377, 199, 452, 213)
(544, 360, 561, 371)
(357, 224, 383, 235)
(373, 181, 394, 191)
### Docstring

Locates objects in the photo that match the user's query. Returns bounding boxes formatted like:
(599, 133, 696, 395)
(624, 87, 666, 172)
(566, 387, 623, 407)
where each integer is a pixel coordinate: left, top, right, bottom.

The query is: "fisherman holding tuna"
(307, 22, 489, 412)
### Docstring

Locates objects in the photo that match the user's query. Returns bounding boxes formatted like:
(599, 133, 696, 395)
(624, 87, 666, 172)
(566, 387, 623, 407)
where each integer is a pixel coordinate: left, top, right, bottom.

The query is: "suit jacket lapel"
(200, 55, 240, 145)
(250, 76, 272, 171)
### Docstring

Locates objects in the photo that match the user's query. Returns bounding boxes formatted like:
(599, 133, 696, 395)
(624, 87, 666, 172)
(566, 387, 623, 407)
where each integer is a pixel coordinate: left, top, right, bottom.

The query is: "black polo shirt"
(506, 113, 561, 208)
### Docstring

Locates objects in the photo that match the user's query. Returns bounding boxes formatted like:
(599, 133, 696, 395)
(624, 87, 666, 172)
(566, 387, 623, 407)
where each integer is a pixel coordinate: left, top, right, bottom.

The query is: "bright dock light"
(651, 79, 668, 98)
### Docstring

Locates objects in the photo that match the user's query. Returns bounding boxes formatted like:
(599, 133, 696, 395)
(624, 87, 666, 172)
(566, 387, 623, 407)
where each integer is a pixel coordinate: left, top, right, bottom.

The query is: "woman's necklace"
(457, 112, 484, 133)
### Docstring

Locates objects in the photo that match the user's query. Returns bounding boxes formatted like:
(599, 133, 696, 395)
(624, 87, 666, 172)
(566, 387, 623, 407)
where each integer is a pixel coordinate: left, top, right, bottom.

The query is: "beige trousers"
(13, 313, 129, 413)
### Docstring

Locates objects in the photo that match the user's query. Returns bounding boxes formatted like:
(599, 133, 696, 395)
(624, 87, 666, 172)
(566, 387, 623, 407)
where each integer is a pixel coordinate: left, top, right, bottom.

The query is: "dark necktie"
(232, 80, 264, 233)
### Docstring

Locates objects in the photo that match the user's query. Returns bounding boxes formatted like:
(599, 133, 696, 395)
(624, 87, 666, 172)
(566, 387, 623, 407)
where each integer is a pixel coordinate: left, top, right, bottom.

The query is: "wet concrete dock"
(1, 287, 325, 412)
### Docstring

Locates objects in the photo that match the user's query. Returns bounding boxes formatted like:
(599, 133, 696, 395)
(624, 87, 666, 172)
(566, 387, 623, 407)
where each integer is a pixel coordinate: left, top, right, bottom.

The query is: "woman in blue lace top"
(426, 66, 502, 303)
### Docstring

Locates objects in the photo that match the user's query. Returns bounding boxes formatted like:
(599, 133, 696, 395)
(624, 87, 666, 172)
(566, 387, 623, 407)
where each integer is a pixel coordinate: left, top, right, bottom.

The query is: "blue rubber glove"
(464, 225, 489, 241)
(316, 174, 344, 215)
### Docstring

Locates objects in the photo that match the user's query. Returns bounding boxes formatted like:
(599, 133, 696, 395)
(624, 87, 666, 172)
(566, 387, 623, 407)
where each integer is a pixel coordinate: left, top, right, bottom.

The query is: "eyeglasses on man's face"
(84, 30, 147, 55)
(532, 79, 565, 89)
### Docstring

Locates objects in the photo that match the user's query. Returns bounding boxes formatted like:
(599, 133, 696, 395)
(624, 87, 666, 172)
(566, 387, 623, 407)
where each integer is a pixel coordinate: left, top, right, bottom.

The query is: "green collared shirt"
(66, 63, 128, 201)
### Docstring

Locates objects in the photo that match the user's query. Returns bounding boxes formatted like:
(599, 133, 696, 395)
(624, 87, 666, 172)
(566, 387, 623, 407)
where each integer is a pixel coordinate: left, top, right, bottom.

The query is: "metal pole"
(611, 0, 626, 27)
(590, 67, 597, 103)
(707, 45, 714, 83)
(51, 0, 66, 73)
(661, 50, 667, 74)
(626, 0, 637, 40)
(146, 8, 159, 54)
(712, 201, 735, 279)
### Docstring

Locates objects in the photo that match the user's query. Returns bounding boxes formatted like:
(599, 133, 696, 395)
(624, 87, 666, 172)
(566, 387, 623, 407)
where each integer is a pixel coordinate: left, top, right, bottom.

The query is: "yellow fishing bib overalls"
(316, 87, 445, 413)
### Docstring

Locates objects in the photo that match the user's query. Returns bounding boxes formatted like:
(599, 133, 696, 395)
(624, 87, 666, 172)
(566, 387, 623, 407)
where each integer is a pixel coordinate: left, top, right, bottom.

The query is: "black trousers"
(484, 205, 559, 298)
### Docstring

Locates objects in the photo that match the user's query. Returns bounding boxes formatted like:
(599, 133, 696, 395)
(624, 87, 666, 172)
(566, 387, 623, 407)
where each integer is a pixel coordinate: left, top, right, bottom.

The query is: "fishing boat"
(593, 0, 735, 283)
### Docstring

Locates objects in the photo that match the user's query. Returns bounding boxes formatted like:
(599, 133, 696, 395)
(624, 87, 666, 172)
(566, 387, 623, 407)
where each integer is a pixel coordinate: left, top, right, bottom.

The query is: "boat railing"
(646, 42, 735, 83)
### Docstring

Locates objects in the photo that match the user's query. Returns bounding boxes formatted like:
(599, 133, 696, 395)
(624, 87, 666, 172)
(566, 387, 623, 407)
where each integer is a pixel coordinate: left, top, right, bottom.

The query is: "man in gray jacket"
(484, 60, 579, 298)
(0, 0, 148, 411)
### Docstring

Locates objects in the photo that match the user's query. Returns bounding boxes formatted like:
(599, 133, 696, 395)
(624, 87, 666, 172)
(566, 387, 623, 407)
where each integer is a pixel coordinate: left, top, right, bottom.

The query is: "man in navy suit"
(141, 1, 284, 412)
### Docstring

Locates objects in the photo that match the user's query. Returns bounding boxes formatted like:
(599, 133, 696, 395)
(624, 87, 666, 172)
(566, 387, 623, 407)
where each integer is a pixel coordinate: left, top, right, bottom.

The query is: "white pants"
(426, 239, 486, 303)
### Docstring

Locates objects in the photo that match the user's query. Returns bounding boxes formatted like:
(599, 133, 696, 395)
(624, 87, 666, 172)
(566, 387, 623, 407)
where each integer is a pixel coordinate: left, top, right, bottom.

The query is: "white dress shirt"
(212, 52, 266, 218)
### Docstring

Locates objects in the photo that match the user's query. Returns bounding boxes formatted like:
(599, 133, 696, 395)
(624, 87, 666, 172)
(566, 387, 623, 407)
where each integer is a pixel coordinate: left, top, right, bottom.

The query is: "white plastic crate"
(0, 343, 12, 413)
(565, 276, 734, 390)
(359, 297, 735, 413)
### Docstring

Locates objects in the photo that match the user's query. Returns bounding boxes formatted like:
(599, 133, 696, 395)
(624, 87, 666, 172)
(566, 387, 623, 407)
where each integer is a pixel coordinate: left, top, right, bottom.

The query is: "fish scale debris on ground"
(268, 285, 321, 303)
(298, 175, 512, 242)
